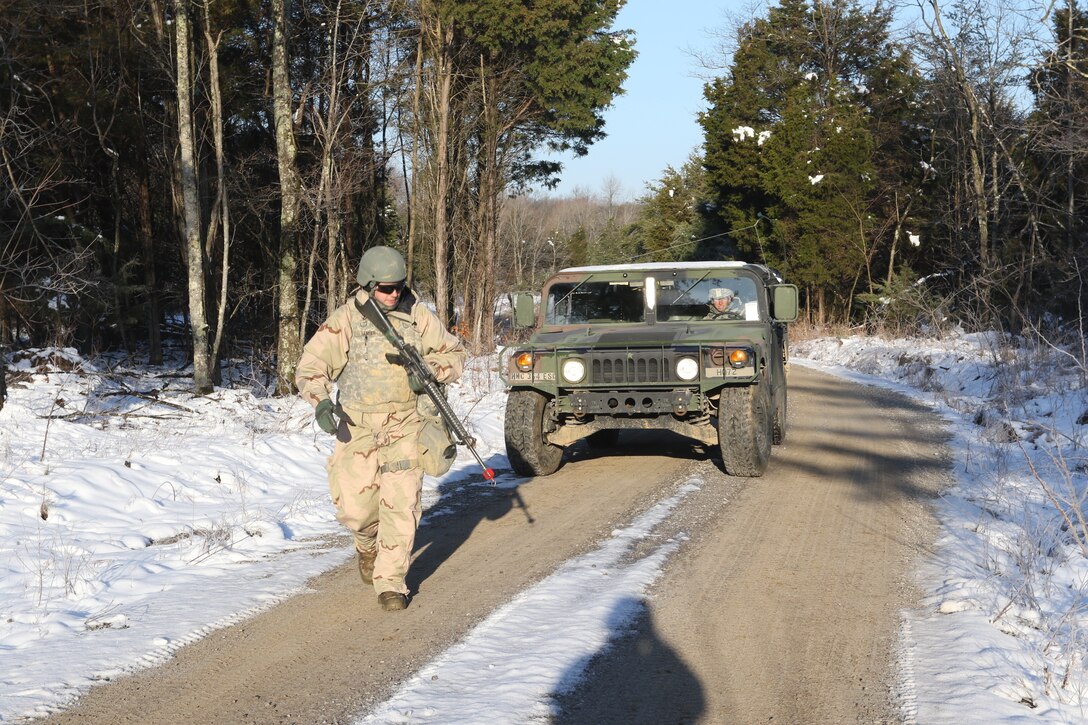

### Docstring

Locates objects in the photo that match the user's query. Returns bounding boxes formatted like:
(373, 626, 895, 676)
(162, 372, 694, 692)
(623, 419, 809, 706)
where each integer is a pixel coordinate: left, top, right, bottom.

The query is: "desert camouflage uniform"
(296, 288, 465, 596)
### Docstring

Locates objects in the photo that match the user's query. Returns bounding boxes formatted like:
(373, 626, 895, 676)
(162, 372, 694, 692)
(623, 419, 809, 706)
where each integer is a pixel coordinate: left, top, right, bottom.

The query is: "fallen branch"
(98, 389, 196, 413)
(40, 411, 185, 421)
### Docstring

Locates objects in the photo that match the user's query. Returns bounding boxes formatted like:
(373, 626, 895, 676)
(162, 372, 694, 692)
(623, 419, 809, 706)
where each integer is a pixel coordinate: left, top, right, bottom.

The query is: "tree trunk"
(135, 168, 162, 365)
(928, 0, 990, 270)
(406, 31, 424, 287)
(471, 62, 500, 351)
(173, 0, 213, 393)
(139, 0, 171, 365)
(432, 20, 454, 328)
(319, 3, 342, 311)
(149, 0, 184, 363)
(202, 9, 230, 386)
(272, 0, 303, 394)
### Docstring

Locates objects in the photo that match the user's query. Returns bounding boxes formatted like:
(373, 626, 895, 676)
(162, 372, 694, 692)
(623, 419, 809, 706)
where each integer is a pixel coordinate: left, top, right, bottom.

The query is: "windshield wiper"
(678, 269, 714, 298)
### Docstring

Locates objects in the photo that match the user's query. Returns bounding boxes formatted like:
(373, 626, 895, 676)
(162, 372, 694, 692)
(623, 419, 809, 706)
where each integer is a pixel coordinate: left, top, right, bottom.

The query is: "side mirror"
(513, 293, 536, 329)
(772, 285, 799, 322)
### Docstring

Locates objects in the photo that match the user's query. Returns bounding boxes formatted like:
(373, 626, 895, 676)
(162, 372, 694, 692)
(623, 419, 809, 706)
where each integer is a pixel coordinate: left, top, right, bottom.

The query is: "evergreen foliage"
(1028, 3, 1088, 317)
(630, 155, 725, 262)
(3, 0, 1088, 355)
(0, 0, 632, 370)
(700, 0, 922, 321)
(444, 0, 634, 161)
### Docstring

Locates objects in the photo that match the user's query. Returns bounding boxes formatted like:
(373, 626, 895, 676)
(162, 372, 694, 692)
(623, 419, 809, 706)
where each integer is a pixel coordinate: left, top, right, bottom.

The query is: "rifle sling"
(355, 297, 401, 347)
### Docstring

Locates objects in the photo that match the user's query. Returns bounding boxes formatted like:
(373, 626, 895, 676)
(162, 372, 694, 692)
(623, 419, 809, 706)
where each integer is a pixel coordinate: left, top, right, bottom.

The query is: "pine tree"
(425, 0, 635, 347)
(700, 0, 921, 321)
(633, 155, 721, 262)
(1030, 0, 1088, 291)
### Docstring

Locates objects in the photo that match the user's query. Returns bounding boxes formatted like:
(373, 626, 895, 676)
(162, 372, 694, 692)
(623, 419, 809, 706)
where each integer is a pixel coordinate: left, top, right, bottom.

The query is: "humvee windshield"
(657, 276, 760, 322)
(545, 280, 645, 325)
(544, 274, 762, 325)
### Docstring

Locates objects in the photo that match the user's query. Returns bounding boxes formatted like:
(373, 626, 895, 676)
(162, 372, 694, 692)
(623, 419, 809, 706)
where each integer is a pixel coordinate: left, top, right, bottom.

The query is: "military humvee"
(500, 262, 798, 477)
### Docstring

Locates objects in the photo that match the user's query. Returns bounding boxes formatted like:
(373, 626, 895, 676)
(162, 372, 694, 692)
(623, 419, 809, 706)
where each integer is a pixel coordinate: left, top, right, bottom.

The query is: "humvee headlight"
(561, 358, 586, 383)
(729, 349, 750, 368)
(675, 356, 699, 381)
(514, 352, 535, 372)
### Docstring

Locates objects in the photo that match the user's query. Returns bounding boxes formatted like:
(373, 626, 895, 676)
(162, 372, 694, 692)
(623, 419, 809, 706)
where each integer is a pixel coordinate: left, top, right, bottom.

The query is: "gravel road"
(43, 365, 949, 724)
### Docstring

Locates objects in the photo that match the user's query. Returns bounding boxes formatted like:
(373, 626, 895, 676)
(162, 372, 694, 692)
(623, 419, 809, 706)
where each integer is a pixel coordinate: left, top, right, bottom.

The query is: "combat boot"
(356, 547, 377, 585)
(378, 591, 408, 611)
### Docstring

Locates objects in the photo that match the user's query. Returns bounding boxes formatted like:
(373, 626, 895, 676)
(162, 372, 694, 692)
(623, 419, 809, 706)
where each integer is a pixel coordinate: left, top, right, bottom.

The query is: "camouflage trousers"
(326, 406, 423, 596)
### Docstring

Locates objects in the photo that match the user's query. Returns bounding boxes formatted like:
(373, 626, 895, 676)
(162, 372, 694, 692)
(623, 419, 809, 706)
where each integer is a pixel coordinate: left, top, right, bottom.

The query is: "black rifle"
(356, 296, 496, 482)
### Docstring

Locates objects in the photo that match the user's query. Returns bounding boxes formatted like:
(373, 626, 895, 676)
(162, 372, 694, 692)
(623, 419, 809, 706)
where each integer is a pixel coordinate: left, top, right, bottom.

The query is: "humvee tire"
(772, 386, 787, 445)
(505, 389, 563, 476)
(719, 384, 772, 476)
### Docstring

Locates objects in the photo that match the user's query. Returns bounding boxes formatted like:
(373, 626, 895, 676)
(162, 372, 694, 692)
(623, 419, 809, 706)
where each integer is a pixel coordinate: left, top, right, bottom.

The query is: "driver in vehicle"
(704, 287, 743, 320)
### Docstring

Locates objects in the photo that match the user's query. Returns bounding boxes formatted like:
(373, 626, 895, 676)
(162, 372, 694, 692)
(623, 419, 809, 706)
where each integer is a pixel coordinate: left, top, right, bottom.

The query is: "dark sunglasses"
(374, 282, 404, 294)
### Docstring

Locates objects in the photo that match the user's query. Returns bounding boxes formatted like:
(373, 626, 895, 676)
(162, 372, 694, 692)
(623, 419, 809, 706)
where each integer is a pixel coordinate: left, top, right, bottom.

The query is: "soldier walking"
(296, 246, 467, 611)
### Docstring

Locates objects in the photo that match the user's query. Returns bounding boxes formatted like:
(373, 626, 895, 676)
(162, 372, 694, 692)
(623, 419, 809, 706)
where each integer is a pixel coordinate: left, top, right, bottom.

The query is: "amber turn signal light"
(514, 352, 534, 372)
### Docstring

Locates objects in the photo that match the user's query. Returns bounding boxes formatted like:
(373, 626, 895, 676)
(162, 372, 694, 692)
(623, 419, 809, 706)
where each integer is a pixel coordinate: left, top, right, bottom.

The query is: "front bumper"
(565, 388, 698, 416)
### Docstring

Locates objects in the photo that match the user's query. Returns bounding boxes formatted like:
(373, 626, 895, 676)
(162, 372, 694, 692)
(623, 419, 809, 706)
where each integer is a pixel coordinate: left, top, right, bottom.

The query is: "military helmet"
(709, 287, 735, 300)
(356, 246, 407, 288)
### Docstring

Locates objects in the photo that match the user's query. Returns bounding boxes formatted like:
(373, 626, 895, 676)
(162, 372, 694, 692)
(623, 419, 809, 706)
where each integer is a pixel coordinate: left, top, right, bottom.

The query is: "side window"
(728, 279, 761, 320)
(732, 281, 760, 321)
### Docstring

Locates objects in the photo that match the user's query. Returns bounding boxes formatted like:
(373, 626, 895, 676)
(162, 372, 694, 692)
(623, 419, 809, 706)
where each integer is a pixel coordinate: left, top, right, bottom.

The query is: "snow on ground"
(1, 330, 1086, 723)
(794, 331, 1088, 724)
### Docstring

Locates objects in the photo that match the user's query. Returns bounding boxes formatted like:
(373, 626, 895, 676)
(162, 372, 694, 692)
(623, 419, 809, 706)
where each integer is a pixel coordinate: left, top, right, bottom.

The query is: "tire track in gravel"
(554, 365, 952, 724)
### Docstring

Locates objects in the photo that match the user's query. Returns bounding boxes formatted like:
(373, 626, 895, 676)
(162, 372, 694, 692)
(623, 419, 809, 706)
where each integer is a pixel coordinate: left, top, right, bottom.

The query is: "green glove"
(314, 399, 338, 435)
(385, 352, 426, 393)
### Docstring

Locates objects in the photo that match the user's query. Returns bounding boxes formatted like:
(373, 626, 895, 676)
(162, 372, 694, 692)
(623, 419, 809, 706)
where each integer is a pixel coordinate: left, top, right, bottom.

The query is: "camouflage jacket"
(296, 289, 466, 415)
(703, 302, 744, 321)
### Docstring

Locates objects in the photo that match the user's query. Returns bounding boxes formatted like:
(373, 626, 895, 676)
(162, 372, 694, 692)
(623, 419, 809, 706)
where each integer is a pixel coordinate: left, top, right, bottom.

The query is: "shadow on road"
(549, 596, 705, 725)
(406, 455, 533, 594)
(781, 371, 951, 504)
(408, 429, 705, 594)
(565, 429, 711, 466)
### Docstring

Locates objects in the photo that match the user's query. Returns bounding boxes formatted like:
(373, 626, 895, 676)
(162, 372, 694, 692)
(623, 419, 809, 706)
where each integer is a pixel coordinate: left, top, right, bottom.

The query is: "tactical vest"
(338, 305, 425, 412)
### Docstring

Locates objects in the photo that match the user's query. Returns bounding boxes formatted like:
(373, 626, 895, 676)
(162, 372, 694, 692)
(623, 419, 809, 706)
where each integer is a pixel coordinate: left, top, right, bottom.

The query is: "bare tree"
(421, 3, 458, 327)
(201, 0, 231, 383)
(173, 0, 213, 393)
(1029, 1, 1088, 261)
(916, 0, 1025, 269)
(272, 0, 304, 394)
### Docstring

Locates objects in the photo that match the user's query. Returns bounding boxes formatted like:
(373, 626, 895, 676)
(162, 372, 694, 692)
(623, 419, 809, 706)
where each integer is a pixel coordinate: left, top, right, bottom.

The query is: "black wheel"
(718, 384, 772, 477)
(505, 389, 564, 476)
(772, 385, 787, 445)
(585, 429, 620, 449)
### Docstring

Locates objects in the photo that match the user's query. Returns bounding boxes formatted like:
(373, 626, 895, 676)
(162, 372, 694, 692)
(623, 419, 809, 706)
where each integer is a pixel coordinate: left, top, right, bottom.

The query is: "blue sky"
(548, 0, 743, 201)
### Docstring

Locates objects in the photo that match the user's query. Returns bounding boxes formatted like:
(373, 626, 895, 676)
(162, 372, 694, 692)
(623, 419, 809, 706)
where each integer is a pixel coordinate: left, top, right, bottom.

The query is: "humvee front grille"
(587, 350, 674, 384)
